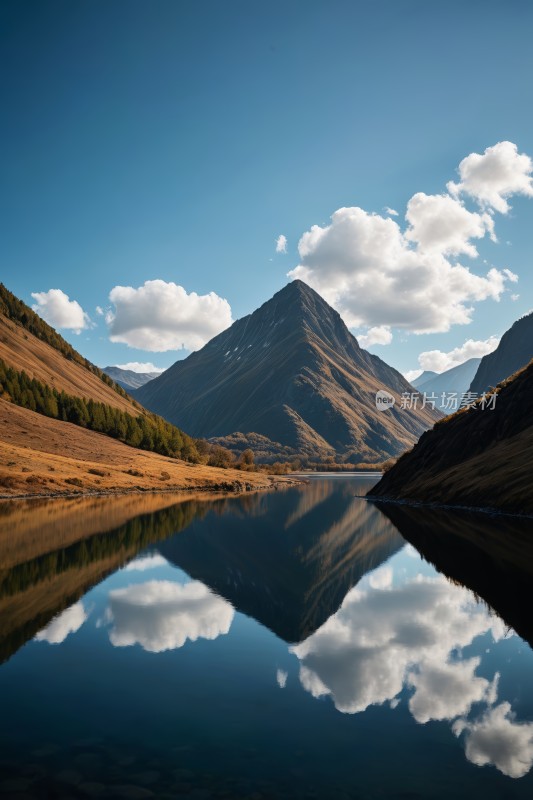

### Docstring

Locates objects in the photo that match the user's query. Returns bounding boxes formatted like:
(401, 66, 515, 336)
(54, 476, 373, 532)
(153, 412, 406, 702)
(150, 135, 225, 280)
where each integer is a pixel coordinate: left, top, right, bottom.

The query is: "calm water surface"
(1, 477, 533, 799)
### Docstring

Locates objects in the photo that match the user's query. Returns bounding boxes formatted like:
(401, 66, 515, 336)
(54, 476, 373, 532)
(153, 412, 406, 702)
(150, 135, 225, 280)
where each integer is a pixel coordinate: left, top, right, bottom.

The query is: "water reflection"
(108, 579, 234, 653)
(2, 480, 533, 793)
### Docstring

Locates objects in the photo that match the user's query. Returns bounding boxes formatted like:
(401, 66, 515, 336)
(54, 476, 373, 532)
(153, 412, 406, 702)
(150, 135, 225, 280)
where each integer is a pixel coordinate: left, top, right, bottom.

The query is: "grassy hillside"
(368, 360, 533, 515)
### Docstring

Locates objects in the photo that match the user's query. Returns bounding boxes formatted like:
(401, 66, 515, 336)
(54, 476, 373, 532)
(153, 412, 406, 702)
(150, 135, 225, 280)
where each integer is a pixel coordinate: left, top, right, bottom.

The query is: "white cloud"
(124, 553, 168, 571)
(511, 293, 520, 301)
(384, 207, 398, 216)
(358, 326, 393, 348)
(288, 142, 531, 341)
(95, 305, 104, 316)
(453, 702, 533, 779)
(107, 579, 234, 653)
(276, 234, 288, 253)
(277, 669, 288, 689)
(417, 335, 500, 373)
(404, 369, 423, 383)
(291, 575, 505, 716)
(405, 192, 495, 257)
(107, 280, 233, 352)
(114, 362, 165, 374)
(448, 141, 533, 214)
(35, 602, 88, 644)
(31, 289, 91, 333)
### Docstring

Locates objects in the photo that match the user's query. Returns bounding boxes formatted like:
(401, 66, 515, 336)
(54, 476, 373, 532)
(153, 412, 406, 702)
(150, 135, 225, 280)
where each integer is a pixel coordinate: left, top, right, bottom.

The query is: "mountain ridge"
(469, 311, 533, 394)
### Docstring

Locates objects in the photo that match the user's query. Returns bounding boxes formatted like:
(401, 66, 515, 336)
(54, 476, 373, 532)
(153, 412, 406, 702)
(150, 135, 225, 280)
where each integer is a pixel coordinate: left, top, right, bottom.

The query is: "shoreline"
(0, 475, 304, 503)
(364, 493, 533, 520)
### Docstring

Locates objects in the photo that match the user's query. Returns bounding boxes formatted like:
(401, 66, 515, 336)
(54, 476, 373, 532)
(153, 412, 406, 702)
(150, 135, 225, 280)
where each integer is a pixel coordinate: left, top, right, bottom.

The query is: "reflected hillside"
(377, 503, 533, 647)
(161, 481, 403, 643)
(0, 493, 217, 663)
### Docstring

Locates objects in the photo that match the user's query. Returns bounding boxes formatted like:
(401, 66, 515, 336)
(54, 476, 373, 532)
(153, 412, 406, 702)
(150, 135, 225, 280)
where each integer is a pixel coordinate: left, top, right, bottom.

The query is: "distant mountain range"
(137, 280, 439, 464)
(102, 365, 160, 391)
(412, 358, 481, 411)
(369, 358, 533, 515)
(469, 311, 533, 394)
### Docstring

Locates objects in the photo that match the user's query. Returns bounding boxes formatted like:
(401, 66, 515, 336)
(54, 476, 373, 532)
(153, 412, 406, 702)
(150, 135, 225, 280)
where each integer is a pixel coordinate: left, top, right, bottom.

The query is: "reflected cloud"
(292, 575, 505, 716)
(124, 553, 168, 571)
(108, 580, 234, 653)
(34, 601, 88, 644)
(453, 703, 533, 779)
(277, 669, 288, 689)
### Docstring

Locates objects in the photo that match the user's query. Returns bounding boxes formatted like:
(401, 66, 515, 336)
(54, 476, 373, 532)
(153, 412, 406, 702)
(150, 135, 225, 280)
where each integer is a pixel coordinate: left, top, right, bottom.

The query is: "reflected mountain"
(376, 502, 533, 648)
(160, 481, 403, 643)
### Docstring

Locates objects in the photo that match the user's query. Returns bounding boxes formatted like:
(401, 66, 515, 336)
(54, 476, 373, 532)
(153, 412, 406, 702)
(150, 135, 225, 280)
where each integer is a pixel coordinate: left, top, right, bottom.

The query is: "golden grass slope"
(0, 399, 292, 498)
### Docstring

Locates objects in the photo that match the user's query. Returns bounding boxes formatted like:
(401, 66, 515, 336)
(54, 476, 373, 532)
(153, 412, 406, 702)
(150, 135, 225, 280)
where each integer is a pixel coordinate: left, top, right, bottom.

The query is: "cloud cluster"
(453, 702, 533, 779)
(416, 335, 501, 373)
(291, 573, 504, 717)
(448, 141, 533, 214)
(35, 602, 88, 644)
(107, 280, 233, 352)
(358, 325, 393, 348)
(288, 142, 531, 343)
(124, 553, 168, 571)
(31, 289, 91, 333)
(107, 579, 234, 653)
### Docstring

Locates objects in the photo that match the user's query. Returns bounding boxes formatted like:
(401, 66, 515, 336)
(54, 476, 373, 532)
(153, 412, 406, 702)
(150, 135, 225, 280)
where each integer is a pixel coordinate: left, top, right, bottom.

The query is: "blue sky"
(1, 0, 532, 378)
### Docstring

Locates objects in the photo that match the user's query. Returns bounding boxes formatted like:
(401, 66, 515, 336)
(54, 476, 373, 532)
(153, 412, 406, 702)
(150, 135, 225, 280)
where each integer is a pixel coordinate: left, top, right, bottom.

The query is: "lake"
(1, 476, 533, 799)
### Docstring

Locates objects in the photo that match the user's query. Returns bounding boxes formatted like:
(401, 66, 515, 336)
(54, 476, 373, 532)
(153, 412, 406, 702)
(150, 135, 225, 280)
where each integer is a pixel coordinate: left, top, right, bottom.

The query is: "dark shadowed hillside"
(470, 312, 533, 394)
(137, 281, 439, 463)
(369, 360, 533, 514)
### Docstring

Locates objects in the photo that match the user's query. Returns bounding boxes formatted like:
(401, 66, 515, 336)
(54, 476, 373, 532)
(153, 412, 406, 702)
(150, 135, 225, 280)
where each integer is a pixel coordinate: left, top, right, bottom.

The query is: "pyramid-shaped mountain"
(136, 280, 439, 462)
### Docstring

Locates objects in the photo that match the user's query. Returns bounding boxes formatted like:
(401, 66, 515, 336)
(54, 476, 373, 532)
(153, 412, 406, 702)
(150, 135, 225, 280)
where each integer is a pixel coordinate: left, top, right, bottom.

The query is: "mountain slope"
(470, 312, 533, 394)
(368, 360, 533, 514)
(102, 366, 160, 391)
(137, 281, 439, 462)
(411, 370, 438, 388)
(413, 358, 481, 410)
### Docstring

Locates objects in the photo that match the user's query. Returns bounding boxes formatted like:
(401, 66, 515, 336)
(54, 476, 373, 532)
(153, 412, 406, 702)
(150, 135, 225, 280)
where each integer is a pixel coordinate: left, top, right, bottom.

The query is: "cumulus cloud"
(107, 280, 233, 352)
(114, 362, 165, 374)
(288, 142, 531, 342)
(416, 335, 501, 373)
(453, 702, 533, 779)
(368, 565, 393, 590)
(358, 326, 393, 348)
(448, 141, 533, 214)
(291, 575, 505, 716)
(107, 579, 234, 653)
(35, 602, 88, 644)
(276, 234, 288, 253)
(31, 289, 91, 333)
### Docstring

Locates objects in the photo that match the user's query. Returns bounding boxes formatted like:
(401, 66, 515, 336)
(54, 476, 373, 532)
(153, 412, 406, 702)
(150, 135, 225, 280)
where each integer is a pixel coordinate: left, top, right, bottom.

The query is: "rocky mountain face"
(103, 366, 160, 391)
(413, 358, 481, 411)
(470, 312, 533, 394)
(369, 360, 533, 515)
(136, 280, 439, 463)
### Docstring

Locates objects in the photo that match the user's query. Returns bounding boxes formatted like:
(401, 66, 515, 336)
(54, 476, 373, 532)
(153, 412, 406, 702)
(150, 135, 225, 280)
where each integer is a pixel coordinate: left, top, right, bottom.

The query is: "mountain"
(103, 365, 160, 391)
(411, 370, 437, 388)
(368, 360, 533, 514)
(470, 312, 533, 394)
(137, 280, 440, 463)
(412, 358, 481, 411)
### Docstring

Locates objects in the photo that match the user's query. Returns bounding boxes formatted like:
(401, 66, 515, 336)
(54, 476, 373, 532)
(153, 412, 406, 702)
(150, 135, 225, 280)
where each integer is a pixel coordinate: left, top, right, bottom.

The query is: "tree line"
(0, 358, 201, 462)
